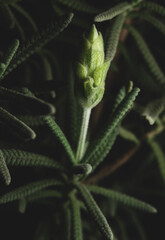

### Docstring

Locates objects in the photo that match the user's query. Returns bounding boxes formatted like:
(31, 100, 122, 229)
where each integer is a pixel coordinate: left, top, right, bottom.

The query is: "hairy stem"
(76, 107, 91, 162)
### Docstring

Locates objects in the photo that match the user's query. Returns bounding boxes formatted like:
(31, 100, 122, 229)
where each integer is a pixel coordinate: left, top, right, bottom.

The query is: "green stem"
(76, 107, 91, 162)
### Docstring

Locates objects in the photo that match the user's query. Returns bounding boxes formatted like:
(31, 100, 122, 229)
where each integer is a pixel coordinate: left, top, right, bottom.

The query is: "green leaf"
(76, 183, 113, 240)
(1, 13, 74, 79)
(0, 86, 55, 115)
(119, 126, 139, 144)
(94, 2, 130, 22)
(149, 140, 165, 183)
(0, 150, 11, 185)
(138, 98, 165, 125)
(82, 88, 140, 170)
(141, 1, 165, 17)
(69, 193, 83, 240)
(27, 189, 62, 202)
(0, 179, 63, 204)
(87, 185, 157, 213)
(0, 106, 36, 140)
(105, 14, 126, 61)
(44, 116, 76, 165)
(112, 85, 127, 112)
(2, 149, 65, 171)
(15, 115, 46, 126)
(0, 39, 19, 79)
(126, 25, 165, 85)
(131, 12, 165, 36)
(63, 202, 72, 240)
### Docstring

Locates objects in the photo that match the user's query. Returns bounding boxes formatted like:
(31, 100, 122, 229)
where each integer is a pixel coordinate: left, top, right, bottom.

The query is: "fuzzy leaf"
(0, 106, 36, 140)
(0, 86, 55, 115)
(0, 150, 11, 185)
(44, 116, 76, 164)
(15, 115, 45, 126)
(76, 183, 113, 240)
(57, 0, 100, 14)
(105, 13, 126, 61)
(69, 193, 83, 240)
(0, 179, 63, 204)
(0, 39, 19, 79)
(131, 12, 165, 36)
(1, 13, 74, 78)
(94, 2, 130, 22)
(87, 185, 157, 213)
(112, 86, 127, 112)
(27, 189, 62, 202)
(119, 127, 139, 144)
(141, 1, 165, 17)
(2, 149, 65, 171)
(127, 210, 147, 240)
(83, 88, 140, 169)
(127, 25, 165, 85)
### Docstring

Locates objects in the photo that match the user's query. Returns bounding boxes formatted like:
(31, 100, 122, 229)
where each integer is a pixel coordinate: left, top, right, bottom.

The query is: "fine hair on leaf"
(75, 183, 113, 240)
(87, 185, 157, 213)
(94, 2, 130, 22)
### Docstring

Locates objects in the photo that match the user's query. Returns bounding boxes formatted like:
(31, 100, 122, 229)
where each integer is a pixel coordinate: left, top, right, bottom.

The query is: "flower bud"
(77, 25, 110, 109)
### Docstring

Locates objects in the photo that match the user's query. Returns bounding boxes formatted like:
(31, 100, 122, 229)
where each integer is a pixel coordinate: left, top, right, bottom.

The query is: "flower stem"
(76, 107, 91, 162)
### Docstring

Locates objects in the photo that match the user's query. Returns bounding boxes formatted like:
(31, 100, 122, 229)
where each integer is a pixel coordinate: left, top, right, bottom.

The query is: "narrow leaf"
(132, 12, 165, 36)
(119, 126, 139, 144)
(76, 183, 113, 240)
(105, 13, 126, 61)
(138, 98, 165, 125)
(2, 13, 74, 78)
(0, 179, 63, 204)
(0, 150, 11, 185)
(69, 193, 83, 240)
(87, 185, 157, 213)
(44, 116, 76, 164)
(94, 2, 130, 22)
(141, 1, 165, 17)
(112, 86, 127, 112)
(0, 86, 55, 114)
(0, 39, 19, 79)
(57, 0, 100, 14)
(127, 25, 165, 85)
(15, 115, 45, 126)
(27, 189, 62, 202)
(83, 88, 140, 169)
(0, 106, 36, 140)
(2, 149, 65, 171)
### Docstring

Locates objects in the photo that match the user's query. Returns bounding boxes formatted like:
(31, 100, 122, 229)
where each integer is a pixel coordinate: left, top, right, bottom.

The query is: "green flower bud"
(77, 25, 110, 109)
